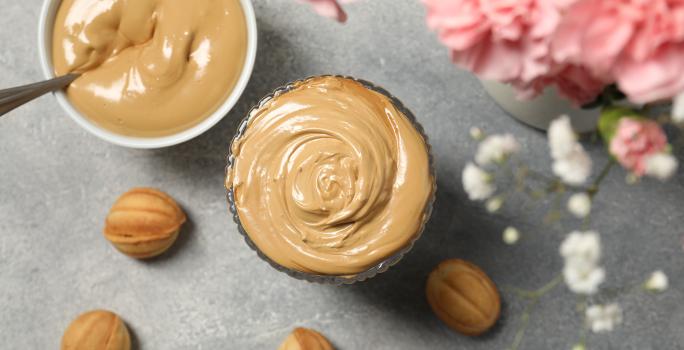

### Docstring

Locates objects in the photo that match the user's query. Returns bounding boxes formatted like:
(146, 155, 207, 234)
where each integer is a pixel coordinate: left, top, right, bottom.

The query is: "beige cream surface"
(52, 0, 247, 137)
(227, 76, 433, 276)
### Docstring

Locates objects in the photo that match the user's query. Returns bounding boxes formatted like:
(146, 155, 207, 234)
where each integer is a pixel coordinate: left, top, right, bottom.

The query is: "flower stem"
(581, 160, 615, 229)
(575, 296, 589, 348)
(544, 189, 565, 224)
(596, 279, 647, 301)
(505, 274, 563, 299)
(507, 275, 563, 350)
(581, 214, 592, 231)
(510, 298, 538, 350)
(587, 160, 615, 198)
(535, 274, 564, 297)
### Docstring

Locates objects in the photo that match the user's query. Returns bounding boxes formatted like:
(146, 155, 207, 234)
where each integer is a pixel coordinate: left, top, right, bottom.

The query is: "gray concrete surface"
(1, 1, 683, 349)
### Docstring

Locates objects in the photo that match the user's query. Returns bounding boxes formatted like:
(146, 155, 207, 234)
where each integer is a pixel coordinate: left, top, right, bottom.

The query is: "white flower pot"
(481, 80, 600, 133)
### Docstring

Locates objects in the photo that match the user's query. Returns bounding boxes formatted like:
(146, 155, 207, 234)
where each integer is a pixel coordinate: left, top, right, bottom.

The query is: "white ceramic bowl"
(480, 80, 600, 133)
(38, 0, 257, 149)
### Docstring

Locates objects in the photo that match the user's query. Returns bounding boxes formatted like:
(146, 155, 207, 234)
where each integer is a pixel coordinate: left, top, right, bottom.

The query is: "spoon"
(0, 73, 80, 117)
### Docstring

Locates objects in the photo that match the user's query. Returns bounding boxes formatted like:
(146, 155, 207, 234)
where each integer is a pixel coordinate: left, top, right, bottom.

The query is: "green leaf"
(581, 84, 627, 110)
(598, 106, 637, 144)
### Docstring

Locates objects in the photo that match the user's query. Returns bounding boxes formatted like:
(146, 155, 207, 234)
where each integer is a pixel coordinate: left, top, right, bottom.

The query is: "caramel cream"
(52, 0, 247, 137)
(227, 76, 433, 276)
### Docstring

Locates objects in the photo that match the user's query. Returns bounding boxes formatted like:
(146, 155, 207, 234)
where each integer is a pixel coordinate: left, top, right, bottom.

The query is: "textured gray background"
(1, 1, 683, 349)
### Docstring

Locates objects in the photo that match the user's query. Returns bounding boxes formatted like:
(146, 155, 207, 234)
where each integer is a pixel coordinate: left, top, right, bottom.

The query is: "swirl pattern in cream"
(227, 76, 433, 276)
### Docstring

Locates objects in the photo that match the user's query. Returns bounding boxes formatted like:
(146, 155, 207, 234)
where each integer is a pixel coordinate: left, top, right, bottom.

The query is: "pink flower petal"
(301, 0, 348, 23)
(553, 0, 684, 103)
(616, 43, 684, 103)
(610, 118, 668, 175)
(424, 0, 570, 93)
(580, 17, 635, 76)
(452, 39, 524, 82)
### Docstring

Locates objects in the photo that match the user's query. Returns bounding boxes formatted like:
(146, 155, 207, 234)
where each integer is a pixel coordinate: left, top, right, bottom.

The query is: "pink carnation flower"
(301, 0, 354, 23)
(423, 0, 604, 105)
(553, 0, 684, 103)
(554, 65, 607, 105)
(515, 64, 606, 105)
(610, 118, 668, 175)
(423, 0, 561, 83)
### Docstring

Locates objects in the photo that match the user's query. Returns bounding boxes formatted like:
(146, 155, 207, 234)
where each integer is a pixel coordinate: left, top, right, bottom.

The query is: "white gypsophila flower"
(503, 226, 520, 245)
(486, 196, 504, 213)
(585, 303, 623, 333)
(645, 153, 679, 181)
(560, 231, 601, 263)
(548, 116, 593, 185)
(567, 193, 592, 218)
(470, 126, 484, 140)
(553, 145, 592, 185)
(560, 231, 604, 294)
(626, 173, 640, 185)
(673, 92, 684, 123)
(563, 261, 605, 295)
(475, 134, 521, 166)
(462, 162, 496, 201)
(548, 115, 577, 159)
(644, 270, 669, 292)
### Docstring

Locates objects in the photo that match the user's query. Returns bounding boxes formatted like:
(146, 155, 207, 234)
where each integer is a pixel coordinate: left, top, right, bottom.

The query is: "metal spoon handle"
(0, 73, 80, 117)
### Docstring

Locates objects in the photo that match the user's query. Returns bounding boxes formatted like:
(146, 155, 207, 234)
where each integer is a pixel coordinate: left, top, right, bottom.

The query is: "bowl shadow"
(142, 18, 311, 186)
